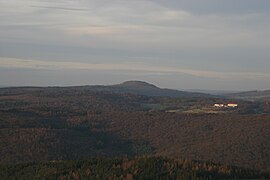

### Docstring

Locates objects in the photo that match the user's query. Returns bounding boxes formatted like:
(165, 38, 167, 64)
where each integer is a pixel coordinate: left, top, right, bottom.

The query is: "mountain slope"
(1, 157, 268, 179)
(109, 81, 211, 98)
(0, 85, 269, 171)
(0, 81, 212, 98)
(226, 90, 270, 100)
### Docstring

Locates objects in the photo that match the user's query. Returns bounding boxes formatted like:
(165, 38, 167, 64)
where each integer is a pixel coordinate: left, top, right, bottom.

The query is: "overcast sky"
(0, 0, 269, 90)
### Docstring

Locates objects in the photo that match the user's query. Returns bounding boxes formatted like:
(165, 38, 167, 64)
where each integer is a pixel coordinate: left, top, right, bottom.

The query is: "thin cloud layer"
(1, 57, 270, 80)
(1, 0, 269, 48)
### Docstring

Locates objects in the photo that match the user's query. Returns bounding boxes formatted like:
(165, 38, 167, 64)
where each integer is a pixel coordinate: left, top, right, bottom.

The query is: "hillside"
(0, 85, 269, 173)
(1, 157, 268, 179)
(0, 81, 212, 98)
(111, 81, 211, 98)
(226, 90, 270, 101)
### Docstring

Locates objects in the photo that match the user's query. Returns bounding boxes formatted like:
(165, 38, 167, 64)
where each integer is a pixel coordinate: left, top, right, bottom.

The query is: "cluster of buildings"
(214, 103, 238, 108)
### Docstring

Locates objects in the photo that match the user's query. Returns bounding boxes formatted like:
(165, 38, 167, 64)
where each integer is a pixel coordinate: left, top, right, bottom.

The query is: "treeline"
(0, 157, 268, 180)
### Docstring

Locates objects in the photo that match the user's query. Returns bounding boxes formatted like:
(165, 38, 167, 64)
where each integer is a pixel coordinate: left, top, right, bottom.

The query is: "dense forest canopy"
(0, 85, 269, 179)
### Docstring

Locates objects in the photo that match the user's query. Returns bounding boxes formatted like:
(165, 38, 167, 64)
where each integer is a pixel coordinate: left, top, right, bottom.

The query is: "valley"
(0, 81, 269, 178)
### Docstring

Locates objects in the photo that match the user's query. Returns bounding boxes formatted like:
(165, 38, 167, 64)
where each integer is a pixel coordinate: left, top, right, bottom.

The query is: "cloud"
(67, 25, 151, 36)
(1, 0, 269, 49)
(1, 57, 270, 80)
(68, 26, 117, 35)
(30, 5, 89, 12)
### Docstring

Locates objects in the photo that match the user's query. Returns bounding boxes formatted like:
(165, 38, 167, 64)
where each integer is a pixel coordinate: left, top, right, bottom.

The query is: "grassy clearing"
(167, 108, 225, 114)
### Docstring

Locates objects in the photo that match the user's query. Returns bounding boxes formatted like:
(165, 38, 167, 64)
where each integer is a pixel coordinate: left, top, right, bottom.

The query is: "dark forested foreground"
(0, 83, 270, 178)
(1, 157, 269, 180)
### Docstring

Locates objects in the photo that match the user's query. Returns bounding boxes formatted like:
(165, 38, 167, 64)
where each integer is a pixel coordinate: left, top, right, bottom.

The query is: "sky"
(0, 0, 270, 90)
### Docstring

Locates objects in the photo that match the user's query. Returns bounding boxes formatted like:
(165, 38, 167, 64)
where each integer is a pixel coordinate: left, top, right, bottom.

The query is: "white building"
(214, 103, 238, 108)
(227, 103, 238, 108)
(214, 104, 225, 107)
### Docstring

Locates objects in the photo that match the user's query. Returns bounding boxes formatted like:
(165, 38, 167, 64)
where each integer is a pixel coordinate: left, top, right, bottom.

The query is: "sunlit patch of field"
(166, 108, 226, 114)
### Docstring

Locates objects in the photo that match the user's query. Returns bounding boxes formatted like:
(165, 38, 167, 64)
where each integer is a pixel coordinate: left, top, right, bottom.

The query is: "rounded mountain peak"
(119, 81, 159, 89)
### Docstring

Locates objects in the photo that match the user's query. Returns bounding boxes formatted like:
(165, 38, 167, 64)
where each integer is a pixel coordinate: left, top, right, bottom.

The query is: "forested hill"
(0, 83, 269, 176)
(1, 157, 268, 180)
(0, 81, 211, 98)
(225, 90, 270, 100)
(111, 81, 211, 97)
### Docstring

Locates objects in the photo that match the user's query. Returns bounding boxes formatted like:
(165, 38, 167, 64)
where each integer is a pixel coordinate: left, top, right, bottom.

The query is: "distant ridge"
(186, 89, 240, 95)
(116, 81, 159, 89)
(0, 81, 212, 98)
(225, 90, 270, 100)
(108, 80, 211, 98)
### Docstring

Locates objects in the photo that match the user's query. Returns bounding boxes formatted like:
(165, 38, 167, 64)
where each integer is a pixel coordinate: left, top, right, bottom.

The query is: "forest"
(1, 157, 269, 179)
(0, 86, 269, 178)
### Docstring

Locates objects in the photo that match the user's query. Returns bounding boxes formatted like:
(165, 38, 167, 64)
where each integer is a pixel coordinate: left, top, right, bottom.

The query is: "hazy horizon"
(0, 79, 263, 94)
(1, 0, 269, 91)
